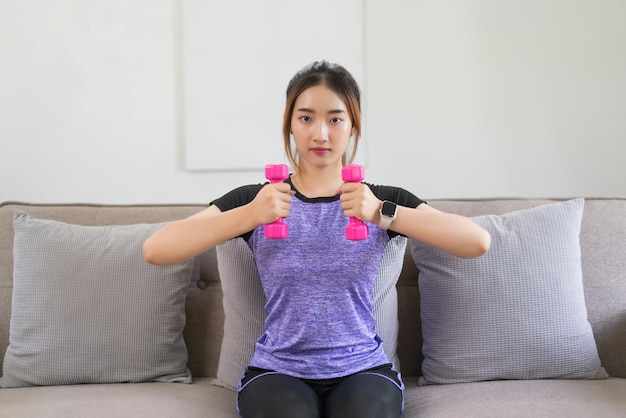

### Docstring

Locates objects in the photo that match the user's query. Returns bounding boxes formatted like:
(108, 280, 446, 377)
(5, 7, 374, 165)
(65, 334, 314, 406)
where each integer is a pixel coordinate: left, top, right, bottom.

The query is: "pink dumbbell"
(264, 164, 289, 239)
(341, 164, 369, 241)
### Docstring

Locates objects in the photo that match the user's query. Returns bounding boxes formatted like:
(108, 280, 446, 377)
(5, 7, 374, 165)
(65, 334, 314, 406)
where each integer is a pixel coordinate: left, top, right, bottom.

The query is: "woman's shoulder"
(210, 183, 265, 212)
(365, 183, 426, 208)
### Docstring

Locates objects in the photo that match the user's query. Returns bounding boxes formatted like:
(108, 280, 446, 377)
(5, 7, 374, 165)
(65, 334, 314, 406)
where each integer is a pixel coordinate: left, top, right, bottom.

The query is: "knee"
(325, 382, 402, 418)
(238, 375, 321, 418)
(262, 391, 320, 418)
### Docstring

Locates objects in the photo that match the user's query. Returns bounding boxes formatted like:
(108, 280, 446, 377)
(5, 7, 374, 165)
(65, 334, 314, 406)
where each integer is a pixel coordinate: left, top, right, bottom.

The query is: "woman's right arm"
(142, 204, 254, 266)
(143, 182, 294, 266)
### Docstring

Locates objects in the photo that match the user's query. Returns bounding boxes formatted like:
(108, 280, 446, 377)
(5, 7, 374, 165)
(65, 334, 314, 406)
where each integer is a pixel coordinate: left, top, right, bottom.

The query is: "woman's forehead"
(294, 84, 347, 111)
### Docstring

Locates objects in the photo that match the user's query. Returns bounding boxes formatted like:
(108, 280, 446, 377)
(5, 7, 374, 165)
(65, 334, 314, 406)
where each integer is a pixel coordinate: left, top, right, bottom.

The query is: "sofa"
(0, 198, 625, 418)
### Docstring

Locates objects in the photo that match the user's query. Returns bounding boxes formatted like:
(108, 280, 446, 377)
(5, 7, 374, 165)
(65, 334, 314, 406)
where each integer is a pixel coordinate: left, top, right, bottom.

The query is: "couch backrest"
(1, 199, 625, 379)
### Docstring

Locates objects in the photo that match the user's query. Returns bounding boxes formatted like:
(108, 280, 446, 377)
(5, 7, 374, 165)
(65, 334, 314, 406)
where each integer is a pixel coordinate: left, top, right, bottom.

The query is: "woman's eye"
(330, 117, 342, 123)
(300, 116, 311, 122)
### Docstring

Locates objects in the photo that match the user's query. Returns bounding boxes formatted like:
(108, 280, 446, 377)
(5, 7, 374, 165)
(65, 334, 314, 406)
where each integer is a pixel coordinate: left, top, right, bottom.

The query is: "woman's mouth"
(311, 148, 330, 155)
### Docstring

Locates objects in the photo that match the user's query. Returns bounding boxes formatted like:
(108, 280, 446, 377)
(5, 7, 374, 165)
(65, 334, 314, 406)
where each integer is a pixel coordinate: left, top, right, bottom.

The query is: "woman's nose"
(314, 122, 329, 142)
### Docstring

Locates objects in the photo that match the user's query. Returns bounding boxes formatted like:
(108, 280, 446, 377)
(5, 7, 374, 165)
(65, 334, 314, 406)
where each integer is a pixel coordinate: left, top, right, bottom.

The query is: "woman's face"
(290, 84, 353, 170)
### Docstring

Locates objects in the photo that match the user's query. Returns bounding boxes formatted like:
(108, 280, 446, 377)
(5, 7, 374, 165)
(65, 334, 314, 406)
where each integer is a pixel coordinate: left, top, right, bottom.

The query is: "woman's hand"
(339, 182, 381, 224)
(251, 182, 295, 225)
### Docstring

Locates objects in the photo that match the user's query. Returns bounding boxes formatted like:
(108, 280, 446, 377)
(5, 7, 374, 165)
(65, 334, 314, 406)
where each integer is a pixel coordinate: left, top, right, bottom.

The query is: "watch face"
(381, 201, 397, 218)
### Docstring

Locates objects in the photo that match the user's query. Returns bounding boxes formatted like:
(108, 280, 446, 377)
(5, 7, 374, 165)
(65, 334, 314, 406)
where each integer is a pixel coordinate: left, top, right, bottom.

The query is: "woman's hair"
(282, 61, 362, 170)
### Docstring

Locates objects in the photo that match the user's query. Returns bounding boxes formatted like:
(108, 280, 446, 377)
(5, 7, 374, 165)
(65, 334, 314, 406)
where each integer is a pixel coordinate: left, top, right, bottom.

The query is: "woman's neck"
(291, 168, 344, 198)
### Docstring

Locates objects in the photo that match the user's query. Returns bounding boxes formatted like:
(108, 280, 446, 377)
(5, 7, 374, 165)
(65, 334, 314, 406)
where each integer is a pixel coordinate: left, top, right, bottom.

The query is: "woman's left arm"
(340, 183, 490, 259)
(390, 204, 490, 259)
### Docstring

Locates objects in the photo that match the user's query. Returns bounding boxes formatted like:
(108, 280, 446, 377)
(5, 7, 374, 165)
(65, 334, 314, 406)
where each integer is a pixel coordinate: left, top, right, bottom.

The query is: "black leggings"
(237, 364, 403, 418)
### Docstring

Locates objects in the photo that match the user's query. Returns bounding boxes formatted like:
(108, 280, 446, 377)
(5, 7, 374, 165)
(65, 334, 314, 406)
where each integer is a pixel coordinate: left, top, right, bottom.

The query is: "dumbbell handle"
(264, 164, 289, 239)
(341, 164, 369, 241)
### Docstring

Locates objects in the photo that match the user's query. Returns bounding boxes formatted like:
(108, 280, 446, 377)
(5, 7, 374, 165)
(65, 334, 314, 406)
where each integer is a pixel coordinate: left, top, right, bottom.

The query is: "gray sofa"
(1, 199, 625, 418)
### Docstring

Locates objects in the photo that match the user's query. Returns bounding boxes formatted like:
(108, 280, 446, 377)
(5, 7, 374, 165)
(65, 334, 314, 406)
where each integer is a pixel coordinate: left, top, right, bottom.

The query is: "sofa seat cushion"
(403, 377, 626, 417)
(2, 377, 625, 418)
(0, 377, 239, 418)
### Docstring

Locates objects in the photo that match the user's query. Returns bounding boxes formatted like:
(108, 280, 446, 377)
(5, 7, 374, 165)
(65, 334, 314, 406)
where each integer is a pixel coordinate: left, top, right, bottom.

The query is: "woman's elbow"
(464, 228, 491, 258)
(477, 229, 491, 255)
(143, 237, 168, 266)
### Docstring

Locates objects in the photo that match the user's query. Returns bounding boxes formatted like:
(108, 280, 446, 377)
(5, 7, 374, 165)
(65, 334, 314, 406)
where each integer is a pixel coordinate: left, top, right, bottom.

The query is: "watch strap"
(378, 201, 397, 230)
(378, 214, 393, 230)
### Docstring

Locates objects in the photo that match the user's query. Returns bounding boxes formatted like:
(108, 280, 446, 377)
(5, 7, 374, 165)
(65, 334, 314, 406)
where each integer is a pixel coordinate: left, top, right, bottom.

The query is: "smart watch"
(378, 201, 398, 230)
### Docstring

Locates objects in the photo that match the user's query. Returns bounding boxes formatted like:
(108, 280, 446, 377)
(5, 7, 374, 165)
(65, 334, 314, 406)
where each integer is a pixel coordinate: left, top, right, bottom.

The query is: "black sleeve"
(210, 184, 265, 212)
(366, 183, 426, 209)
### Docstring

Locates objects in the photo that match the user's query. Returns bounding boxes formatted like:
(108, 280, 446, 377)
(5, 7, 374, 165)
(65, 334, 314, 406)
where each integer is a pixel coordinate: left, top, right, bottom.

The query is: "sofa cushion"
(411, 198, 607, 385)
(0, 211, 195, 388)
(402, 377, 626, 417)
(212, 235, 407, 390)
(0, 377, 239, 418)
(211, 237, 265, 390)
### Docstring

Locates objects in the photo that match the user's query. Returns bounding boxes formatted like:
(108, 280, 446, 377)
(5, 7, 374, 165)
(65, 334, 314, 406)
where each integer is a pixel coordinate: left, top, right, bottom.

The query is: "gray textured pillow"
(411, 198, 607, 385)
(212, 235, 407, 391)
(0, 211, 195, 388)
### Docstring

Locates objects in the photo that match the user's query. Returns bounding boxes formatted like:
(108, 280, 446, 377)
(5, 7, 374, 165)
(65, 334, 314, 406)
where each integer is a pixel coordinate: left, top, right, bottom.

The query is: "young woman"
(144, 61, 490, 418)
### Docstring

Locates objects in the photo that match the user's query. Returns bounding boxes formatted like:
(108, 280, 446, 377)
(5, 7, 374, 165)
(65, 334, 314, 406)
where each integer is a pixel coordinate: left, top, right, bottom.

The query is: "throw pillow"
(0, 211, 195, 388)
(411, 198, 607, 385)
(212, 235, 407, 391)
(211, 237, 265, 390)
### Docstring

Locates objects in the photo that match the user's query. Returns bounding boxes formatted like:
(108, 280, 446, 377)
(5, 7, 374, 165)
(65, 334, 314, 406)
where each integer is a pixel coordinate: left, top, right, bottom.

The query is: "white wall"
(366, 1, 626, 198)
(1, 0, 625, 204)
(182, 0, 364, 171)
(0, 0, 256, 204)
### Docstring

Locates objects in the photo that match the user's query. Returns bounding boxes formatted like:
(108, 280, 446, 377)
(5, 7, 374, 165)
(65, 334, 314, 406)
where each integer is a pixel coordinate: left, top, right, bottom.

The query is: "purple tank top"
(247, 197, 390, 379)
